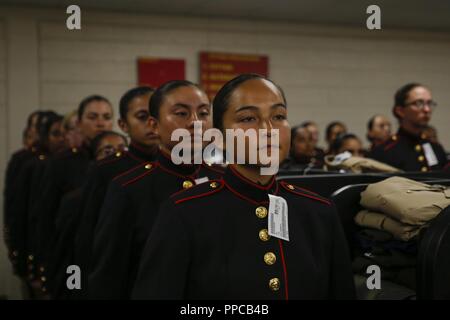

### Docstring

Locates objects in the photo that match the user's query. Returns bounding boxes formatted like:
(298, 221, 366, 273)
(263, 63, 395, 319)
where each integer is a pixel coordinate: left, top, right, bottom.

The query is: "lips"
(146, 133, 159, 139)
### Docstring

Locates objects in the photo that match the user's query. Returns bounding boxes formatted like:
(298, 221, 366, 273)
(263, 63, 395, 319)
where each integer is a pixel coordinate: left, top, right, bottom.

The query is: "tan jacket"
(354, 209, 425, 241)
(325, 151, 401, 173)
(360, 176, 450, 225)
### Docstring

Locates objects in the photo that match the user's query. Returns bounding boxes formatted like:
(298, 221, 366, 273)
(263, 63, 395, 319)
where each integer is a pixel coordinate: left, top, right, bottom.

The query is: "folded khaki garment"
(360, 176, 450, 225)
(325, 152, 401, 173)
(355, 210, 425, 241)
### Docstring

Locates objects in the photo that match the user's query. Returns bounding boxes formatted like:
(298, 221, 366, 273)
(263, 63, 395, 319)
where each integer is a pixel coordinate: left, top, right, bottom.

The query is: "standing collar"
(397, 127, 427, 143)
(224, 165, 278, 203)
(128, 142, 157, 162)
(157, 150, 200, 177)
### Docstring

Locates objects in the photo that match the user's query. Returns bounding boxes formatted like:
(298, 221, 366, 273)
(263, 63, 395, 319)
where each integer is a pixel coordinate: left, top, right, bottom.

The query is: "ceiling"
(1, 0, 450, 32)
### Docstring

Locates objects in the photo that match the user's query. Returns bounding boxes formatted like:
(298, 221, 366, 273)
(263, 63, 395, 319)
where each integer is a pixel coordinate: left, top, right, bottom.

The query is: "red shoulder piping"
(112, 162, 154, 181)
(174, 181, 224, 205)
(121, 166, 155, 187)
(280, 181, 331, 205)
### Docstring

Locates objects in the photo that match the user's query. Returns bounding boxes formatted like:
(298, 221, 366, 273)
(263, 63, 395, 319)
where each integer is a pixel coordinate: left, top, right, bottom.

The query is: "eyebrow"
(173, 103, 210, 109)
(87, 111, 112, 115)
(236, 103, 286, 112)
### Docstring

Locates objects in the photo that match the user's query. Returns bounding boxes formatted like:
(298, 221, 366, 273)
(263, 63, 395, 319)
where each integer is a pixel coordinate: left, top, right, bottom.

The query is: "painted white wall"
(1, 5, 449, 298)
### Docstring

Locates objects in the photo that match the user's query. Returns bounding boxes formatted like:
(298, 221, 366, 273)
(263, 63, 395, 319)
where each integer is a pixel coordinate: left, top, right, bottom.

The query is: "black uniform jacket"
(47, 142, 155, 298)
(132, 165, 356, 300)
(46, 187, 83, 298)
(44, 145, 157, 299)
(88, 151, 224, 299)
(31, 145, 92, 272)
(3, 147, 37, 250)
(7, 149, 48, 276)
(368, 128, 448, 172)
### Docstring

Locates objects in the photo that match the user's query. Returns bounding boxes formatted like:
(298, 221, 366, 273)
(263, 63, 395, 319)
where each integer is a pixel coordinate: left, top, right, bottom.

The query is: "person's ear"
(394, 105, 405, 120)
(118, 118, 129, 134)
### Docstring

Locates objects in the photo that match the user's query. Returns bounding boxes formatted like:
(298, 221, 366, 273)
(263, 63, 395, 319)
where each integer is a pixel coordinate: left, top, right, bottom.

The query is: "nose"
(96, 118, 106, 128)
(260, 120, 276, 140)
(188, 112, 200, 129)
(423, 104, 432, 114)
(261, 119, 274, 130)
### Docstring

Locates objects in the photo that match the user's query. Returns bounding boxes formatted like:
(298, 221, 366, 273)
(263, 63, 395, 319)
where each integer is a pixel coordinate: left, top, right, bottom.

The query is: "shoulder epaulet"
(97, 150, 128, 167)
(116, 162, 156, 187)
(202, 163, 226, 175)
(171, 179, 224, 205)
(383, 135, 399, 151)
(279, 181, 331, 205)
(54, 147, 83, 160)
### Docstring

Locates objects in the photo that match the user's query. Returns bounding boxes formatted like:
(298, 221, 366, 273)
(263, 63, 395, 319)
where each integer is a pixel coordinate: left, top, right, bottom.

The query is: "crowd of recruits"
(3, 74, 449, 300)
(284, 83, 449, 173)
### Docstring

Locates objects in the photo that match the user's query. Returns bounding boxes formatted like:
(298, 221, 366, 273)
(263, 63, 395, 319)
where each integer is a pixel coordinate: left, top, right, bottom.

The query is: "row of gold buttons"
(255, 206, 280, 292)
(415, 144, 428, 172)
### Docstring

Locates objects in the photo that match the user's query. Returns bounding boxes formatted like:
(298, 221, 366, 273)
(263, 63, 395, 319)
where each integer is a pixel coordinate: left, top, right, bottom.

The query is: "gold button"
(418, 155, 425, 162)
(183, 180, 194, 189)
(392, 135, 397, 141)
(286, 184, 295, 190)
(264, 252, 277, 265)
(210, 182, 218, 188)
(269, 278, 280, 291)
(415, 145, 421, 152)
(144, 164, 152, 170)
(38, 155, 46, 160)
(406, 190, 412, 194)
(71, 147, 78, 153)
(39, 266, 45, 273)
(41, 276, 46, 282)
(421, 167, 428, 172)
(28, 255, 34, 261)
(115, 152, 122, 157)
(255, 206, 268, 219)
(259, 229, 270, 242)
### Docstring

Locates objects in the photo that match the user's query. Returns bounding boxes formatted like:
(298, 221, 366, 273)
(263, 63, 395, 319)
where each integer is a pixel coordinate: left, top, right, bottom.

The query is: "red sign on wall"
(137, 58, 185, 87)
(200, 52, 269, 99)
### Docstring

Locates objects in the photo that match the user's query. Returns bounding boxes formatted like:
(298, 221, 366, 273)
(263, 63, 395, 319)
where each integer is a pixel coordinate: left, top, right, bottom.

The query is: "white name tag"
(268, 194, 289, 241)
(422, 143, 438, 167)
(194, 177, 209, 185)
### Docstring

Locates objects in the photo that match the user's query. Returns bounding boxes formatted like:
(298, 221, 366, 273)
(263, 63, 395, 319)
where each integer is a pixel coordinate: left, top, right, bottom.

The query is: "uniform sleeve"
(433, 143, 449, 169)
(3, 153, 22, 247)
(31, 157, 65, 269)
(367, 145, 386, 164)
(8, 161, 33, 276)
(45, 191, 81, 298)
(26, 160, 49, 262)
(132, 199, 190, 300)
(73, 167, 106, 273)
(328, 204, 356, 300)
(88, 181, 136, 299)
